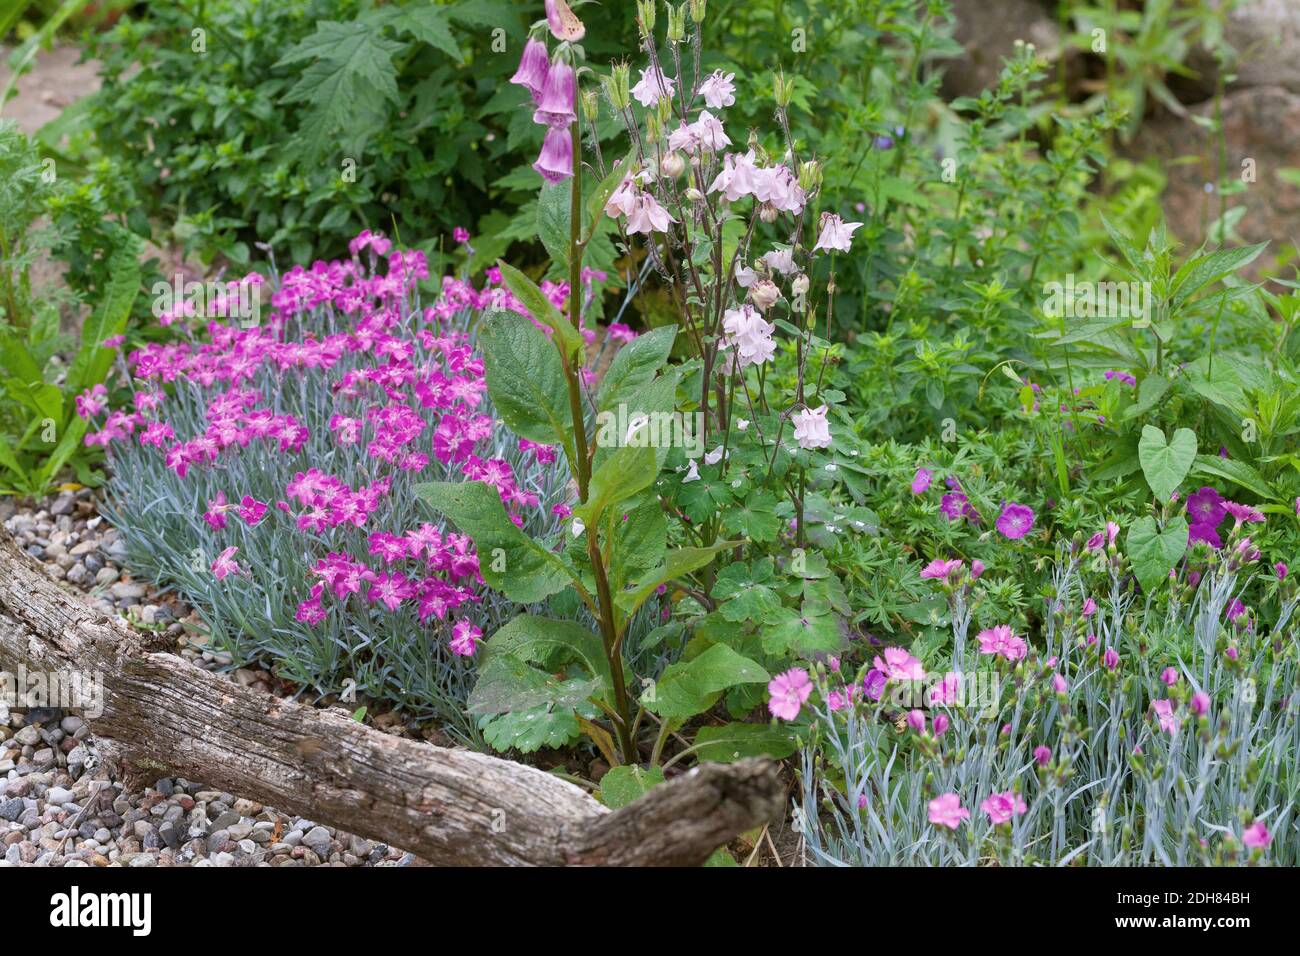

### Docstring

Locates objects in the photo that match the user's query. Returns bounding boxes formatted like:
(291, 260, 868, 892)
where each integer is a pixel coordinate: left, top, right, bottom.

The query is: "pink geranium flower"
(995, 502, 1035, 539)
(911, 468, 932, 494)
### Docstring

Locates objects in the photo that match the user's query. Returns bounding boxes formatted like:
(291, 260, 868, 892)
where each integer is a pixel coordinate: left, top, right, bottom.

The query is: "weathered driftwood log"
(0, 531, 783, 865)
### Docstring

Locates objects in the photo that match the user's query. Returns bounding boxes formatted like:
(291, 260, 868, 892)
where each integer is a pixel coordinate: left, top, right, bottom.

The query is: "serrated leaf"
(537, 181, 572, 274)
(482, 706, 580, 753)
(615, 542, 739, 616)
(598, 765, 665, 809)
(1127, 516, 1188, 593)
(575, 442, 659, 527)
(481, 614, 613, 701)
(414, 481, 572, 603)
(495, 260, 584, 365)
(1138, 425, 1197, 502)
(476, 309, 575, 464)
(597, 325, 677, 413)
(468, 655, 601, 715)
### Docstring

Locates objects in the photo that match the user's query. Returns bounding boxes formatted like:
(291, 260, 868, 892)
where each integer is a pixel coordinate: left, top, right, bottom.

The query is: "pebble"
(46, 787, 75, 806)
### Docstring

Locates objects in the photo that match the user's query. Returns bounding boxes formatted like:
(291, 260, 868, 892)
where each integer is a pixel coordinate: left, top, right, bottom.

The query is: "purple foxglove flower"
(533, 59, 577, 129)
(510, 38, 551, 103)
(534, 126, 573, 183)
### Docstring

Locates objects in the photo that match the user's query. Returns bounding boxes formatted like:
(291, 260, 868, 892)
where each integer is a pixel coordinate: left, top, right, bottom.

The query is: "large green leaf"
(575, 442, 659, 527)
(414, 481, 572, 603)
(596, 325, 677, 413)
(1127, 516, 1188, 593)
(482, 614, 613, 697)
(1190, 454, 1278, 503)
(494, 260, 585, 365)
(1138, 425, 1197, 502)
(643, 643, 770, 720)
(614, 542, 739, 616)
(67, 240, 141, 398)
(467, 655, 602, 716)
(476, 309, 575, 464)
(693, 723, 799, 762)
(537, 181, 572, 276)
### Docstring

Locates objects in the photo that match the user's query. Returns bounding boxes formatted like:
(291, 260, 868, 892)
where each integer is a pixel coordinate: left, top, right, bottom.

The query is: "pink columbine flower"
(625, 190, 677, 236)
(995, 502, 1035, 540)
(792, 405, 832, 450)
(1103, 647, 1120, 670)
(698, 70, 736, 109)
(920, 558, 963, 581)
(1161, 667, 1179, 687)
(721, 304, 776, 367)
(768, 667, 813, 720)
(1190, 690, 1210, 716)
(211, 546, 241, 581)
(449, 619, 481, 657)
(1242, 821, 1272, 849)
(812, 213, 863, 254)
(911, 468, 932, 494)
(928, 793, 970, 830)
(977, 624, 1027, 662)
(1152, 698, 1180, 734)
(631, 64, 674, 108)
(1034, 745, 1052, 768)
(980, 790, 1027, 825)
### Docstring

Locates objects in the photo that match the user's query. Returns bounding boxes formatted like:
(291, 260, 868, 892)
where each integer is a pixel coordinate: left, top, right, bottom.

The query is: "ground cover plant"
(5, 0, 1298, 869)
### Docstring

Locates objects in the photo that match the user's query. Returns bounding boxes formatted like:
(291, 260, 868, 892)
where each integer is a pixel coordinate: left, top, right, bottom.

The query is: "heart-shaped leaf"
(1127, 516, 1188, 593)
(1138, 425, 1197, 502)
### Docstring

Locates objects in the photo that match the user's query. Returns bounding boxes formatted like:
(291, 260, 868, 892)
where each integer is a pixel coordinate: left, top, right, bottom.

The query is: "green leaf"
(537, 181, 572, 275)
(644, 644, 770, 720)
(575, 442, 658, 527)
(1124, 374, 1171, 420)
(482, 707, 580, 754)
(1127, 516, 1189, 593)
(1100, 214, 1146, 275)
(596, 325, 677, 413)
(1170, 242, 1268, 307)
(1138, 425, 1197, 502)
(414, 481, 572, 603)
(376, 5, 463, 61)
(1190, 454, 1278, 502)
(476, 309, 575, 464)
(495, 260, 585, 365)
(693, 723, 798, 762)
(615, 542, 739, 616)
(467, 655, 602, 715)
(597, 765, 665, 809)
(480, 614, 613, 701)
(67, 239, 141, 397)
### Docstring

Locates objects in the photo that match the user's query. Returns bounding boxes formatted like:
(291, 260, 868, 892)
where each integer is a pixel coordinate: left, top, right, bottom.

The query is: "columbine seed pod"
(774, 70, 794, 108)
(581, 89, 599, 122)
(667, 3, 688, 42)
(636, 0, 656, 37)
(604, 63, 631, 112)
(759, 202, 779, 223)
(799, 159, 823, 193)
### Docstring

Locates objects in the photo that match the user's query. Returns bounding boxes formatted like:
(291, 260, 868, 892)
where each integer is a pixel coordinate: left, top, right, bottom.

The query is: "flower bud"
(661, 151, 686, 178)
(636, 0, 656, 37)
(581, 88, 599, 122)
(667, 3, 688, 42)
(603, 63, 631, 112)
(690, 0, 707, 23)
(759, 202, 779, 223)
(685, 187, 705, 203)
(791, 274, 810, 297)
(749, 278, 781, 311)
(773, 70, 794, 108)
(799, 159, 822, 192)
